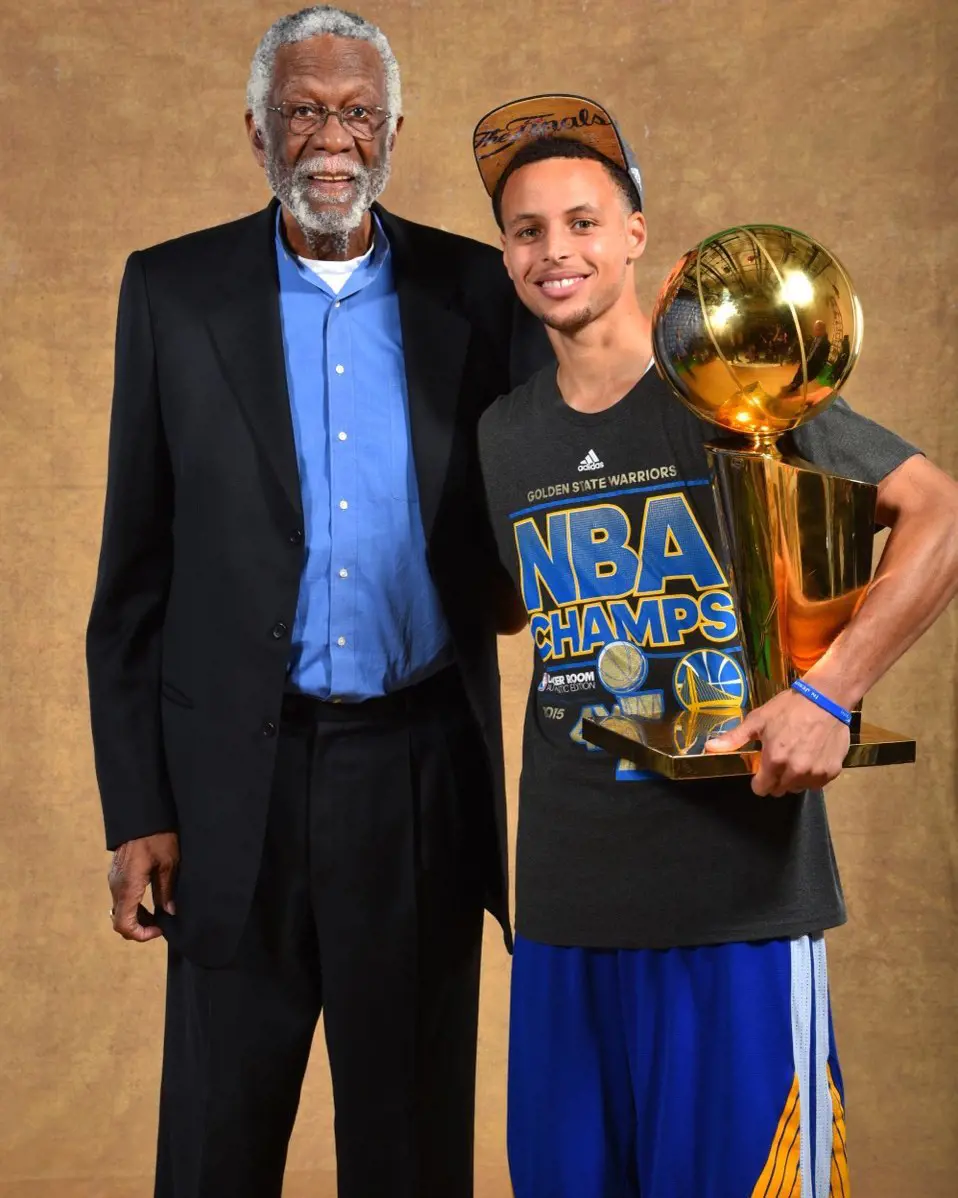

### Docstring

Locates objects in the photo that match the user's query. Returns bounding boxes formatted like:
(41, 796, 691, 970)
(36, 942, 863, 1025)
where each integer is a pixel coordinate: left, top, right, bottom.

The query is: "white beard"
(265, 146, 391, 252)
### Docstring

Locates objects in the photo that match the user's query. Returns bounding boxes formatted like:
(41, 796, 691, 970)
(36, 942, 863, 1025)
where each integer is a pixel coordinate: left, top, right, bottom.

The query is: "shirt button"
(339, 499, 348, 510)
(338, 431, 347, 441)
(335, 364, 345, 375)
(262, 720, 277, 738)
(288, 528, 304, 545)
(271, 621, 288, 639)
(337, 635, 347, 647)
(334, 301, 341, 309)
(339, 567, 348, 578)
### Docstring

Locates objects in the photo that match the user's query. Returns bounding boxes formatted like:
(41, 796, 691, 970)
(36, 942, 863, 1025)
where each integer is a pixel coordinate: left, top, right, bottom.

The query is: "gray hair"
(247, 6, 402, 136)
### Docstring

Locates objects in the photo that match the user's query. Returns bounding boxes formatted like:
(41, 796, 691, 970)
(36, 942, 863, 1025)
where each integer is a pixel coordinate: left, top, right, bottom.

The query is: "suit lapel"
(377, 206, 471, 541)
(206, 201, 302, 517)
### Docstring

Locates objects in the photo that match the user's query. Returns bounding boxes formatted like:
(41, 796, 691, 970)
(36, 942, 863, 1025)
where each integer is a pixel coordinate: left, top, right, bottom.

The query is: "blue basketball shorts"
(508, 933, 849, 1198)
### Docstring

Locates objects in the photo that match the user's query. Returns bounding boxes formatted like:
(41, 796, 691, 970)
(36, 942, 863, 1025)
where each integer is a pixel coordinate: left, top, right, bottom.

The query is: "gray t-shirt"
(478, 365, 918, 950)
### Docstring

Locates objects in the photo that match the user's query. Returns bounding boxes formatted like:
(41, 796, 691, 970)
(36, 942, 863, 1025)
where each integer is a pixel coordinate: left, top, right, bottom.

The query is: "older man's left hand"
(704, 687, 851, 797)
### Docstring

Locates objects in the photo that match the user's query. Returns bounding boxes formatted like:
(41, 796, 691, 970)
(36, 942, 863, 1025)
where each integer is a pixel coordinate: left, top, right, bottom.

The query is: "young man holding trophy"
(472, 94, 958, 1198)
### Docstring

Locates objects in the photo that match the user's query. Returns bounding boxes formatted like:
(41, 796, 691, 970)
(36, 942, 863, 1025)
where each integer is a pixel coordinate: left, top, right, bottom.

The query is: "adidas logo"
(577, 449, 604, 472)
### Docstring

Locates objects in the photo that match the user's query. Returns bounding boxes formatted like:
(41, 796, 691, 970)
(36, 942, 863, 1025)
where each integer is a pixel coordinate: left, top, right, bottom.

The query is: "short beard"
(537, 272, 624, 336)
(264, 141, 391, 257)
(541, 305, 595, 336)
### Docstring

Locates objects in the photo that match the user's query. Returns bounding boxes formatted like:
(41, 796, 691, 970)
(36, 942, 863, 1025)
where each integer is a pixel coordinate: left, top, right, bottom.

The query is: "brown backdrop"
(1, 1, 955, 1194)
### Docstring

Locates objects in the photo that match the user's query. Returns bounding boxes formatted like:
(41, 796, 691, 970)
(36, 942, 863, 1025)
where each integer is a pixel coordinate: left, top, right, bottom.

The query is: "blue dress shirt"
(275, 212, 452, 700)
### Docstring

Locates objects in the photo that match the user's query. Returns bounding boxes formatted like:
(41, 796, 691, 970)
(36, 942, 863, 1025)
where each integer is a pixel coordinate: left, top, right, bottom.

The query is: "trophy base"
(581, 711, 916, 780)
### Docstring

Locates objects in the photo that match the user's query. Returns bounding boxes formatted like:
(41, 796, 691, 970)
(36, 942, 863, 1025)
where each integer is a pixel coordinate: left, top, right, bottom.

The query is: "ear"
(245, 110, 267, 168)
(626, 210, 648, 264)
(387, 112, 404, 154)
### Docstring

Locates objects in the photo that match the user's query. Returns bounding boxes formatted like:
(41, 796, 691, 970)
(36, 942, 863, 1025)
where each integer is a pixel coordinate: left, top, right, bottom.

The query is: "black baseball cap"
(473, 93, 644, 211)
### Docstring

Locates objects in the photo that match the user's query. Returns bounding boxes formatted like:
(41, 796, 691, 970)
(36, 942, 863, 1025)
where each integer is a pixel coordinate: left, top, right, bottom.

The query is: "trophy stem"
(746, 433, 782, 457)
(706, 444, 876, 709)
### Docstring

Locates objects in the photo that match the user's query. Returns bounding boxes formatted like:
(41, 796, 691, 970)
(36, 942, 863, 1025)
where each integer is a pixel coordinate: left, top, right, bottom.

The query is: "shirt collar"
(274, 206, 391, 299)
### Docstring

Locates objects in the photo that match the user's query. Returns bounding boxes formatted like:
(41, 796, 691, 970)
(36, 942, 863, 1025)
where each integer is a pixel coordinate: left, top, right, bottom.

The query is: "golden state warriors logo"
(673, 649, 747, 712)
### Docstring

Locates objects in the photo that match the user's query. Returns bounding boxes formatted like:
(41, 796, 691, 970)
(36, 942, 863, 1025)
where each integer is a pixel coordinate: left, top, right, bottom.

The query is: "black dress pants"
(154, 668, 489, 1198)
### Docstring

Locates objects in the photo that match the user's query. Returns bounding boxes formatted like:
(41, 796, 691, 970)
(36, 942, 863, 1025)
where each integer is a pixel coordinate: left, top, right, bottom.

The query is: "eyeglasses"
(266, 102, 389, 141)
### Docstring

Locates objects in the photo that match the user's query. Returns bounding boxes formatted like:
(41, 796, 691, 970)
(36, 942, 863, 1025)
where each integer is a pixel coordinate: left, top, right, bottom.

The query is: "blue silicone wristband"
(791, 678, 853, 726)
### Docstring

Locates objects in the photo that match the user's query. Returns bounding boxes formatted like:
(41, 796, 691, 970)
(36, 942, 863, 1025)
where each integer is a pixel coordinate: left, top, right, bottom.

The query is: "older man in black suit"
(86, 7, 547, 1196)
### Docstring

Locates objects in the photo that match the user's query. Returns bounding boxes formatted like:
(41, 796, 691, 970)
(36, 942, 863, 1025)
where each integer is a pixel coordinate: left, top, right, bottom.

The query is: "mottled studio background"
(0, 0, 955, 1194)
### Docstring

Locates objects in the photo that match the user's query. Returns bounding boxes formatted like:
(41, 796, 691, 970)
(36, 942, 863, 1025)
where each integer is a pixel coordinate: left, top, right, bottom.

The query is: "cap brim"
(473, 94, 635, 202)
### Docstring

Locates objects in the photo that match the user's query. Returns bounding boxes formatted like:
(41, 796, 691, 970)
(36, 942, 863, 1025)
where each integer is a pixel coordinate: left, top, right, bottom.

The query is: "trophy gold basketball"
(582, 224, 916, 779)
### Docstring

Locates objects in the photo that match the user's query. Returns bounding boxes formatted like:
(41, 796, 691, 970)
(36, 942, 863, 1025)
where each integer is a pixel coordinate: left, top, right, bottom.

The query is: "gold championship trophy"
(582, 224, 917, 778)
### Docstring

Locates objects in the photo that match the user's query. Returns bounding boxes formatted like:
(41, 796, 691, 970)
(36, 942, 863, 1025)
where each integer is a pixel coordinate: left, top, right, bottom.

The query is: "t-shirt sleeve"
(788, 396, 922, 484)
(477, 401, 513, 560)
(477, 403, 499, 487)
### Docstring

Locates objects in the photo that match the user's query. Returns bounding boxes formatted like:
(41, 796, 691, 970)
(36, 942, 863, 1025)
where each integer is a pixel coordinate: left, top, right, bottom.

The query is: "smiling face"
(499, 156, 647, 335)
(246, 34, 401, 252)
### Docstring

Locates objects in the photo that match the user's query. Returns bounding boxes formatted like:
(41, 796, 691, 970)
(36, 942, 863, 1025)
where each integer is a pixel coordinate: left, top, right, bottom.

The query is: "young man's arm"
(476, 400, 530, 636)
(491, 572, 529, 634)
(707, 451, 958, 795)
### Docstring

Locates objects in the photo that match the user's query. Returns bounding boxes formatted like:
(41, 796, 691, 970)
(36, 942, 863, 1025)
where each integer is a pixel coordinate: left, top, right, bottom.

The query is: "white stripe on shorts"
(812, 935, 831, 1198)
(790, 933, 833, 1198)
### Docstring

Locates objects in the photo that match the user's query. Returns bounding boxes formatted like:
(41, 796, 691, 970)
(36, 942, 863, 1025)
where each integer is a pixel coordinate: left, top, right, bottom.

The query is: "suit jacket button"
(262, 720, 277, 737)
(271, 621, 288, 639)
(289, 529, 304, 545)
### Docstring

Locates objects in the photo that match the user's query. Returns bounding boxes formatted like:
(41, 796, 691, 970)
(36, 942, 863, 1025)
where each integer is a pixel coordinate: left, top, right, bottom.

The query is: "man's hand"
(704, 689, 850, 797)
(108, 832, 180, 942)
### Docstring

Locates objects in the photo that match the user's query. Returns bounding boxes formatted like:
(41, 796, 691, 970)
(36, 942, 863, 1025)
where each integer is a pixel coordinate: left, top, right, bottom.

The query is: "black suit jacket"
(86, 200, 551, 965)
